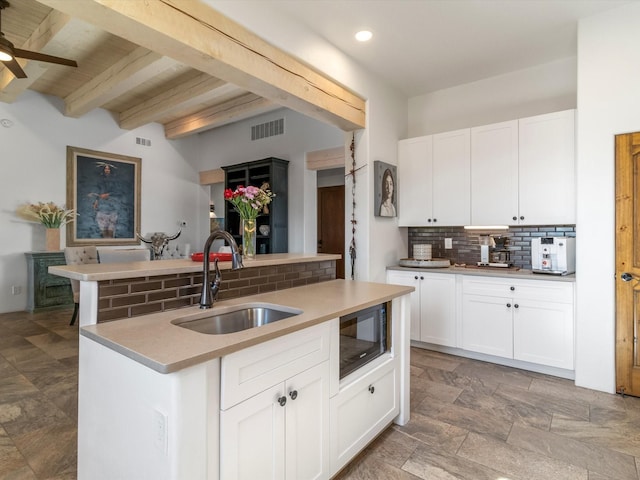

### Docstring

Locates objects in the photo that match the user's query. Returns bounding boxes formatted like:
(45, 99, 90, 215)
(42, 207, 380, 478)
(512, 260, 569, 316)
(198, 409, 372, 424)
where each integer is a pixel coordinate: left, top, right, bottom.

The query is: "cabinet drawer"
(221, 322, 331, 410)
(462, 276, 573, 303)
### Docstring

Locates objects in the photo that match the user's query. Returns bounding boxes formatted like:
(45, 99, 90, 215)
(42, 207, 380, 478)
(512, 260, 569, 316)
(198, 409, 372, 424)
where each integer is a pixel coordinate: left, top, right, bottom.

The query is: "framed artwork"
(374, 160, 397, 217)
(66, 146, 141, 246)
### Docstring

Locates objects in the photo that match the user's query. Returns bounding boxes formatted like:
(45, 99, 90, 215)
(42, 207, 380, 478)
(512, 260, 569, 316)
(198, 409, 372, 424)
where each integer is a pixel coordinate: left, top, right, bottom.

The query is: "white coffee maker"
(531, 237, 576, 275)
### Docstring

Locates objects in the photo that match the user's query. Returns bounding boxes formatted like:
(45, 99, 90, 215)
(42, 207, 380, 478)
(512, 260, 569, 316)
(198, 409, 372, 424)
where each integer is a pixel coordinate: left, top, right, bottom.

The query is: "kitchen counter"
(387, 264, 575, 282)
(80, 279, 413, 374)
(50, 252, 340, 282)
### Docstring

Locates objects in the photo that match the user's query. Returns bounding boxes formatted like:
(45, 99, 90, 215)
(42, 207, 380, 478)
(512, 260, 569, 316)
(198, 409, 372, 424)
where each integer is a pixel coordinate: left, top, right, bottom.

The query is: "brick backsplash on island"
(96, 260, 337, 323)
(407, 225, 576, 270)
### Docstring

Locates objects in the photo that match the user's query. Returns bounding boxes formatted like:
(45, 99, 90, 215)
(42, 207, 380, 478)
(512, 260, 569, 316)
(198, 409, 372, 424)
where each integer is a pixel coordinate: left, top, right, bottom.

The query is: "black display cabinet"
(222, 157, 289, 254)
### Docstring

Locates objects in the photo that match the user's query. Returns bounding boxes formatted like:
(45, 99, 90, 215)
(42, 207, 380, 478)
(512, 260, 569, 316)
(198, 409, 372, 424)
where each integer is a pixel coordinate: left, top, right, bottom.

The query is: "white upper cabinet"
(398, 135, 433, 226)
(470, 120, 519, 225)
(402, 109, 575, 227)
(518, 109, 576, 225)
(432, 129, 471, 226)
(398, 130, 470, 226)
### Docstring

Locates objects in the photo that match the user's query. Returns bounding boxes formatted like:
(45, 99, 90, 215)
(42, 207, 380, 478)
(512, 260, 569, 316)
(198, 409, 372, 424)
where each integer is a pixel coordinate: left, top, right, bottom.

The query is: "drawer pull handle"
(368, 385, 375, 394)
(289, 390, 298, 401)
(278, 396, 287, 407)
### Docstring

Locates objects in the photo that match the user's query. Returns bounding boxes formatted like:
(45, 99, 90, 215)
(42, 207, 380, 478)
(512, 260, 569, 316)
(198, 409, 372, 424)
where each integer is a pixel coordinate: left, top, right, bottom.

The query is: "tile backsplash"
(408, 225, 576, 270)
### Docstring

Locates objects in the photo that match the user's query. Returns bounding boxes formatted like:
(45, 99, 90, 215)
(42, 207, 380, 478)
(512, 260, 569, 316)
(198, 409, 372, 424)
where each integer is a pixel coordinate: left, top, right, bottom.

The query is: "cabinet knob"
(520, 216, 524, 221)
(414, 276, 419, 280)
(514, 304, 519, 309)
(278, 396, 287, 407)
(289, 390, 298, 401)
(427, 218, 432, 223)
(433, 218, 437, 223)
(510, 286, 515, 291)
(512, 216, 517, 221)
(368, 385, 375, 394)
(506, 303, 512, 308)
(420, 276, 424, 280)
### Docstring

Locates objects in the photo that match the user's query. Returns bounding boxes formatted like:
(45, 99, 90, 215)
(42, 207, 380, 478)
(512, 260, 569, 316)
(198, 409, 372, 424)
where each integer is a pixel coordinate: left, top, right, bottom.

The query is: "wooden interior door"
(317, 186, 345, 279)
(615, 132, 640, 396)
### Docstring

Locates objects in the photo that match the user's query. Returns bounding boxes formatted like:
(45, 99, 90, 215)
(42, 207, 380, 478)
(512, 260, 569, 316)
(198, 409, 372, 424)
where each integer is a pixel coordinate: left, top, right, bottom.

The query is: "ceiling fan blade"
(3, 57, 26, 78)
(13, 48, 77, 68)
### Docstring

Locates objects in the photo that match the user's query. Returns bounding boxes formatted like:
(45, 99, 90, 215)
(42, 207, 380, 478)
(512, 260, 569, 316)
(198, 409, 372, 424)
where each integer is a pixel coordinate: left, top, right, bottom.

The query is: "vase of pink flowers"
(224, 185, 274, 260)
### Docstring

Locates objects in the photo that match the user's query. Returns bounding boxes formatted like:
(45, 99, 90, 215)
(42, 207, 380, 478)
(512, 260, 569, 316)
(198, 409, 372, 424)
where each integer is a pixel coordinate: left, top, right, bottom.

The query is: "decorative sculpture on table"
(137, 229, 181, 260)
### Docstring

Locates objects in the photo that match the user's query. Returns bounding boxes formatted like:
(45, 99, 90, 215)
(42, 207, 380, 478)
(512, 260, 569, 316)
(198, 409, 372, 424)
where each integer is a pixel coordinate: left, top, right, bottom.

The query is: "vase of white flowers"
(16, 202, 75, 251)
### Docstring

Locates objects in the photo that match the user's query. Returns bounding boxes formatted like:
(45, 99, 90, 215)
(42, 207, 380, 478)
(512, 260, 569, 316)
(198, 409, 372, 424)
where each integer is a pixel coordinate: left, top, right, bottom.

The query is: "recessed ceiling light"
(355, 30, 373, 42)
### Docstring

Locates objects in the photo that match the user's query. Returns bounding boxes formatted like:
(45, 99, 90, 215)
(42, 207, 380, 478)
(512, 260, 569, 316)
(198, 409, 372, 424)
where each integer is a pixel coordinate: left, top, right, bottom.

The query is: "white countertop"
(387, 264, 575, 282)
(80, 279, 414, 374)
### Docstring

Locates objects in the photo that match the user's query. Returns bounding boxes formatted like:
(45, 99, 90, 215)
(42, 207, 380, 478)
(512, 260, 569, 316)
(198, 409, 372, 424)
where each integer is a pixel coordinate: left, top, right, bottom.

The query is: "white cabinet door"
(220, 383, 286, 480)
(398, 136, 433, 226)
(432, 129, 471, 225)
(513, 299, 574, 370)
(386, 270, 421, 340)
(461, 293, 513, 358)
(518, 109, 576, 225)
(285, 362, 330, 480)
(421, 273, 456, 347)
(470, 120, 519, 225)
(330, 359, 398, 474)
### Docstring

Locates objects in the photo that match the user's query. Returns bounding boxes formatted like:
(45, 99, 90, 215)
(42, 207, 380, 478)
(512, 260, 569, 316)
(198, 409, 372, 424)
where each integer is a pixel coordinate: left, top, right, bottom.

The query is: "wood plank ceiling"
(0, 0, 366, 139)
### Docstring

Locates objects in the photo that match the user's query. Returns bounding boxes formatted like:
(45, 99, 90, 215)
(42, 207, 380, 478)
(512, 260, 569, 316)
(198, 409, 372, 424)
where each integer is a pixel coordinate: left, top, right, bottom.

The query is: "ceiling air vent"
(136, 137, 151, 146)
(251, 118, 284, 141)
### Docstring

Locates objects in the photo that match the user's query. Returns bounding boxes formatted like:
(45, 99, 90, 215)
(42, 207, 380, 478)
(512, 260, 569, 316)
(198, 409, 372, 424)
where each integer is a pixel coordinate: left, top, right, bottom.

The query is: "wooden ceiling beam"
(36, 0, 366, 132)
(164, 92, 276, 139)
(64, 46, 175, 118)
(0, 9, 72, 103)
(119, 73, 241, 130)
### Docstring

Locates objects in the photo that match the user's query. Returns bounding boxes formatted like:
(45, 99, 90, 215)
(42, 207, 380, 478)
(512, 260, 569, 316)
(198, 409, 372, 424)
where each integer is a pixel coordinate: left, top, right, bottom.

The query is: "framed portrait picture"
(66, 146, 141, 246)
(374, 160, 397, 217)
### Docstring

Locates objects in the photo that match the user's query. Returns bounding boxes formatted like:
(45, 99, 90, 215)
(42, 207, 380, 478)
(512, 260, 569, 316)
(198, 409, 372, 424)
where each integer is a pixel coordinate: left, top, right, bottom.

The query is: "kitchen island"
(77, 279, 413, 479)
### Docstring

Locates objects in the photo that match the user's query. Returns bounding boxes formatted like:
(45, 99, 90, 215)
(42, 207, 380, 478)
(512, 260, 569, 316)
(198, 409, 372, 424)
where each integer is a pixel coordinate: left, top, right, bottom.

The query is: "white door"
(470, 120, 519, 225)
(421, 274, 456, 347)
(513, 299, 574, 369)
(398, 136, 433, 226)
(461, 294, 513, 358)
(220, 383, 286, 480)
(386, 270, 421, 341)
(285, 362, 330, 480)
(518, 109, 576, 225)
(432, 129, 471, 225)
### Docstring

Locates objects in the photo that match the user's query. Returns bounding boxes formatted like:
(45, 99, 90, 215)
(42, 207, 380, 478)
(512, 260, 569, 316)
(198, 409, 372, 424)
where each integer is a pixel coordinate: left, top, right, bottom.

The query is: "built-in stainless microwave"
(339, 302, 390, 379)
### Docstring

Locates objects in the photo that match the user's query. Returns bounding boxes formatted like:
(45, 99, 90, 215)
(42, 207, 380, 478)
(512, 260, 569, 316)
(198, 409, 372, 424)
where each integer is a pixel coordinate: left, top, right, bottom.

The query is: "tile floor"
(2, 308, 640, 479)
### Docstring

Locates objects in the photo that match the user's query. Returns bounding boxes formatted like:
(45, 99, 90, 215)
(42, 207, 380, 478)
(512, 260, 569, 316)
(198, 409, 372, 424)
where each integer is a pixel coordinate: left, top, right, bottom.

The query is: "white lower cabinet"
(461, 276, 574, 370)
(220, 362, 330, 480)
(220, 323, 331, 480)
(386, 270, 456, 346)
(330, 359, 398, 474)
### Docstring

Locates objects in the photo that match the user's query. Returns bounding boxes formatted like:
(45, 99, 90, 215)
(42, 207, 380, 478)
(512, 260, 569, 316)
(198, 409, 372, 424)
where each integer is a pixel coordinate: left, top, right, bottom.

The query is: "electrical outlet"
(11, 286, 22, 295)
(444, 238, 453, 249)
(153, 410, 168, 454)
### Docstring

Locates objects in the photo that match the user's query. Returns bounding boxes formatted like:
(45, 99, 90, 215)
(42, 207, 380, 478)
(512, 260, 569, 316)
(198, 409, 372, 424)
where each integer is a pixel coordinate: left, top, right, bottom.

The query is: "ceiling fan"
(0, 0, 77, 79)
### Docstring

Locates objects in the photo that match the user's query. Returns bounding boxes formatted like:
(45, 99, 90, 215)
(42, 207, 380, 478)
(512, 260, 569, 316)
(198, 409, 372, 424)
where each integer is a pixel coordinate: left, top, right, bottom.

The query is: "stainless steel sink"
(171, 303, 303, 335)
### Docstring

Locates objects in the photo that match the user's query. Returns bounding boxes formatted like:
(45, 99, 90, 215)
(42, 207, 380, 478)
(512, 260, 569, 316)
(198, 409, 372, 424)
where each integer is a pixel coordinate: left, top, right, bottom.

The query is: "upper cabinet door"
(471, 120, 519, 225)
(432, 129, 471, 226)
(398, 135, 433, 226)
(518, 110, 576, 225)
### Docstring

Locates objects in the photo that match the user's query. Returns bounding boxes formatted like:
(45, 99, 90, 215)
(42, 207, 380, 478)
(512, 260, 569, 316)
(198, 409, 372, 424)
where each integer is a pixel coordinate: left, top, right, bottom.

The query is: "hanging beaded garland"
(347, 132, 365, 280)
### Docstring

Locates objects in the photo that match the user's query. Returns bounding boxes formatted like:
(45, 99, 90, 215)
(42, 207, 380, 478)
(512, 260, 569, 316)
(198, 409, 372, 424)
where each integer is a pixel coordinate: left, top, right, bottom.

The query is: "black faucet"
(199, 230, 243, 309)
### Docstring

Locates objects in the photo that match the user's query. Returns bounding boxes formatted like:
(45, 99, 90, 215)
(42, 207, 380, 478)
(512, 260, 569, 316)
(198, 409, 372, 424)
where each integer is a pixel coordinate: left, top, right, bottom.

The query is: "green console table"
(25, 251, 73, 312)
